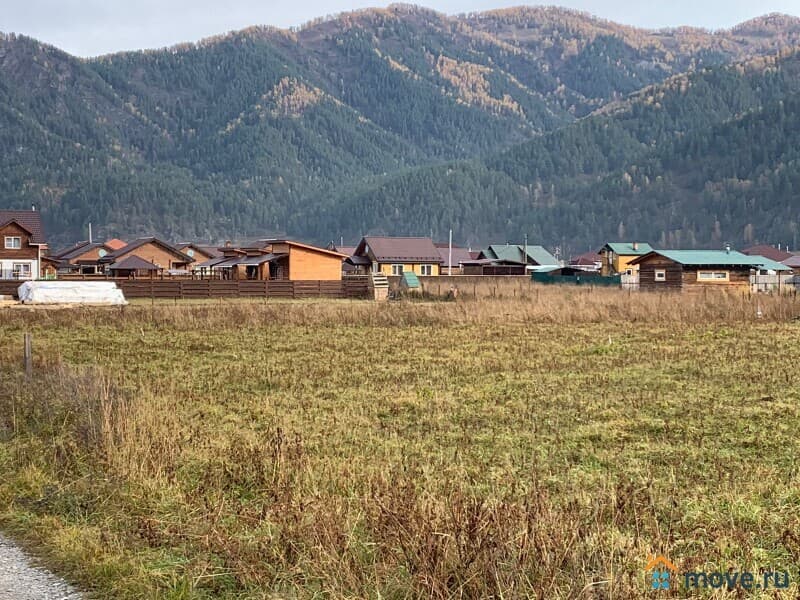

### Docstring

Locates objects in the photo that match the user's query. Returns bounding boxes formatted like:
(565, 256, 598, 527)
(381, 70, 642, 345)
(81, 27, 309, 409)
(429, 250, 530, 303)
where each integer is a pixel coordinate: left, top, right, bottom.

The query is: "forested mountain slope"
(1, 5, 800, 246)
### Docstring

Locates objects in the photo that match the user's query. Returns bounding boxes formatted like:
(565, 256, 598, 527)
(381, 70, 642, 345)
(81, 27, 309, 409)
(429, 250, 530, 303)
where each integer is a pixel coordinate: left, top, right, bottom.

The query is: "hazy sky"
(3, 1, 799, 57)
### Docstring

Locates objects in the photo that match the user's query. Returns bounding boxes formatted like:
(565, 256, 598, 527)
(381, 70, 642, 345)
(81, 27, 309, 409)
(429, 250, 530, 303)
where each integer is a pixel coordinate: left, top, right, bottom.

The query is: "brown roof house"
(350, 236, 442, 276)
(176, 243, 223, 265)
(742, 245, 793, 263)
(53, 240, 122, 274)
(195, 240, 346, 281)
(107, 255, 162, 278)
(0, 209, 48, 280)
(99, 238, 195, 275)
(435, 243, 474, 275)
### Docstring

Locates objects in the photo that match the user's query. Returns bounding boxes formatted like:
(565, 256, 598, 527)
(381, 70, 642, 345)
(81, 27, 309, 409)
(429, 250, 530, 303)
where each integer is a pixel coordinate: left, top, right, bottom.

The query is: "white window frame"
(5, 236, 21, 250)
(391, 264, 404, 276)
(420, 264, 433, 276)
(12, 263, 32, 280)
(697, 271, 729, 282)
(372, 262, 380, 274)
(654, 269, 666, 282)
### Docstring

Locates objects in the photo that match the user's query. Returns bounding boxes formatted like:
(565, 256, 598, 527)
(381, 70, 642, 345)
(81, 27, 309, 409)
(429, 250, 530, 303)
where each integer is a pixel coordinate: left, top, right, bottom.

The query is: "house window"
(4, 236, 21, 249)
(625, 269, 633, 276)
(391, 264, 404, 276)
(654, 269, 666, 282)
(420, 264, 433, 276)
(372, 262, 380, 274)
(697, 271, 729, 282)
(12, 263, 31, 280)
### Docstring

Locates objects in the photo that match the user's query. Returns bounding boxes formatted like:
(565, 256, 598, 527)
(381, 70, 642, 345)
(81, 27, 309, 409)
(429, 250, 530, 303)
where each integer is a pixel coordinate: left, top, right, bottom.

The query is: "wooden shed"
(630, 250, 792, 291)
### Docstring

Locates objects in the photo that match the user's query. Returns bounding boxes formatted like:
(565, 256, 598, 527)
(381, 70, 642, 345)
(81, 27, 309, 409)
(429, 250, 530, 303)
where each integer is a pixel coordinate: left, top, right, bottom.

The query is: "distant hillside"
(329, 50, 800, 254)
(1, 5, 800, 246)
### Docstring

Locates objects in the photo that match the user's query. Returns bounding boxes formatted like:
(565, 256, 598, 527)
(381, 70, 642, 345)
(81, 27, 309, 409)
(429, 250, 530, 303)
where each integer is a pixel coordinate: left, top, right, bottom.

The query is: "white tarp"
(17, 281, 128, 306)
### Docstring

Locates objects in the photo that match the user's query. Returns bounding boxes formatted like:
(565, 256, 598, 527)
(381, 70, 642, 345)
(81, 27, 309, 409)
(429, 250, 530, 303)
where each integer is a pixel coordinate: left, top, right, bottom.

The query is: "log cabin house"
(630, 250, 792, 291)
(0, 209, 48, 280)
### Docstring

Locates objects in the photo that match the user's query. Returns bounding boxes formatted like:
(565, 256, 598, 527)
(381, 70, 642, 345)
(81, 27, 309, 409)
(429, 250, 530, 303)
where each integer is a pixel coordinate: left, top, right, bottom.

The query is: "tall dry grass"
(0, 287, 798, 330)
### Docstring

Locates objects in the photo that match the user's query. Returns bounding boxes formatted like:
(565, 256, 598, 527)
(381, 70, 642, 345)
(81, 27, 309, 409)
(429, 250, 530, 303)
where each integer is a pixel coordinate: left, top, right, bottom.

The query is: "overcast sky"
(2, 1, 799, 57)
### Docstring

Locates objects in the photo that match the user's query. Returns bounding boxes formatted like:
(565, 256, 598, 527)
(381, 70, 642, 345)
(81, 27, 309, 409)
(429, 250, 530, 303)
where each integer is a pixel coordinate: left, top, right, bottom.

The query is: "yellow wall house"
(353, 237, 442, 276)
(598, 242, 654, 276)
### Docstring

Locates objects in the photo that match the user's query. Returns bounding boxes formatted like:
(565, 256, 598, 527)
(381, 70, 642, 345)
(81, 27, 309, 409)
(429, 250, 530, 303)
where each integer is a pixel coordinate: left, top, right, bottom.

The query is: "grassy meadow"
(1, 289, 800, 598)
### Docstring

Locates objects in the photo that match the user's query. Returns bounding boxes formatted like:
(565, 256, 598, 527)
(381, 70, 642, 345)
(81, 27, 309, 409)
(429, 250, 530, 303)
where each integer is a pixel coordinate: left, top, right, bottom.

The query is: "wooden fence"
(0, 278, 371, 300)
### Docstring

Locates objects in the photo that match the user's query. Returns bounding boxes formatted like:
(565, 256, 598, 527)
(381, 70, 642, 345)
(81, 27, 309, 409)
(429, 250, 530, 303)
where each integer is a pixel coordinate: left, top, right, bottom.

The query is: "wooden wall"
(115, 242, 191, 270)
(0, 222, 37, 260)
(287, 246, 343, 281)
(638, 256, 683, 291)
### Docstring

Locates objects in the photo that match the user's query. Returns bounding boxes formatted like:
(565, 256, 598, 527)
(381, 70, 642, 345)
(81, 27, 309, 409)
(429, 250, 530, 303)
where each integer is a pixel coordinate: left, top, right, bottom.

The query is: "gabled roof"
(782, 255, 800, 268)
(482, 244, 558, 266)
(107, 255, 161, 271)
(54, 241, 113, 261)
(600, 242, 653, 256)
(105, 238, 127, 251)
(437, 246, 474, 268)
(742, 245, 793, 262)
(102, 237, 194, 264)
(0, 210, 46, 244)
(355, 237, 442, 263)
(570, 251, 602, 266)
(631, 250, 792, 271)
(251, 239, 347, 258)
(175, 243, 223, 259)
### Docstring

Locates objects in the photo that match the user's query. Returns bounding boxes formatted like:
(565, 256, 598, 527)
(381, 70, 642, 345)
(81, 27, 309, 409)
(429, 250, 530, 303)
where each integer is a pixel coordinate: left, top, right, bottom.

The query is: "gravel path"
(0, 535, 83, 599)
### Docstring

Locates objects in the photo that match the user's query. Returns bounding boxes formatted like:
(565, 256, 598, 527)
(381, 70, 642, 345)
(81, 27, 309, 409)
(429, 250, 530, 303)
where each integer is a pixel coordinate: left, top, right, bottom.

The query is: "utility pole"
(448, 229, 453, 276)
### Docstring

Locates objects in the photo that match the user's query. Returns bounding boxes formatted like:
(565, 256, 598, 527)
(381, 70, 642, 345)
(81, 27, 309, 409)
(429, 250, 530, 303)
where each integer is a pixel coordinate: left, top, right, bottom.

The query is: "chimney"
(31, 205, 36, 211)
(225, 240, 232, 248)
(632, 242, 639, 251)
(725, 243, 731, 254)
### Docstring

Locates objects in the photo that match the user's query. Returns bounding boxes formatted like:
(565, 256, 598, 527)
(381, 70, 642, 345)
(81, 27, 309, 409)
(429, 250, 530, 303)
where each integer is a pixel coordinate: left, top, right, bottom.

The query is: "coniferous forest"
(3, 5, 800, 252)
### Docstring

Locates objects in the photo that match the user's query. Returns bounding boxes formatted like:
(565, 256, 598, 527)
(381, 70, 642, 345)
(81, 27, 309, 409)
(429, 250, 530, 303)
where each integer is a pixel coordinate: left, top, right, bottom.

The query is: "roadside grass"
(0, 293, 799, 598)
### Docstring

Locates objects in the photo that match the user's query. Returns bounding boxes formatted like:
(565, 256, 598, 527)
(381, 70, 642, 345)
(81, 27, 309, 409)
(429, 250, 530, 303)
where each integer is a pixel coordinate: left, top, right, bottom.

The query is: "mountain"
(334, 49, 800, 254)
(1, 5, 800, 247)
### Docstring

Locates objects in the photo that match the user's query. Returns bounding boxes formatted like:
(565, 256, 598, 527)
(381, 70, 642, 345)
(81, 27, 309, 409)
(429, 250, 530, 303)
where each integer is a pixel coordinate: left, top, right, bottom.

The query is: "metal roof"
(239, 253, 286, 266)
(356, 237, 442, 262)
(601, 242, 653, 256)
(0, 210, 47, 244)
(633, 250, 792, 271)
(742, 245, 793, 262)
(108, 255, 160, 271)
(482, 244, 558, 266)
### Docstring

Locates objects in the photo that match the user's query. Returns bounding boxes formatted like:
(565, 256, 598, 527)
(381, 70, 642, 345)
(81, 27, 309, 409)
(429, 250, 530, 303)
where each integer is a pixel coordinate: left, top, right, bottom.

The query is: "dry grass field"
(1, 289, 800, 598)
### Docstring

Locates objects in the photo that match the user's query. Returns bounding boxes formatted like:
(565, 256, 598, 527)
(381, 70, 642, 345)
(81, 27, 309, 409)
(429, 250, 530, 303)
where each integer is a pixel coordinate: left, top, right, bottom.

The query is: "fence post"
(23, 333, 32, 378)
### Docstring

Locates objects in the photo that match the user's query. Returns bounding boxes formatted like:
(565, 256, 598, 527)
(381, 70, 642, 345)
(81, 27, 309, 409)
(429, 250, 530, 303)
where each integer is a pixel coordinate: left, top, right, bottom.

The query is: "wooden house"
(175, 243, 222, 265)
(435, 243, 474, 275)
(198, 240, 346, 281)
(630, 250, 792, 291)
(99, 238, 195, 274)
(52, 240, 121, 274)
(351, 237, 442, 276)
(598, 242, 653, 276)
(0, 209, 48, 280)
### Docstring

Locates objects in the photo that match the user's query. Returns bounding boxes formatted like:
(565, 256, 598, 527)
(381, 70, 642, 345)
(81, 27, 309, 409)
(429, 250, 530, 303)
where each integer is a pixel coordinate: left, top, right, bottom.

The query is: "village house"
(435, 243, 475, 275)
(52, 240, 125, 274)
(350, 237, 443, 276)
(195, 240, 346, 281)
(598, 242, 653, 276)
(630, 249, 792, 291)
(0, 209, 48, 280)
(461, 244, 558, 275)
(742, 244, 793, 263)
(174, 243, 223, 265)
(569, 251, 602, 272)
(99, 237, 195, 275)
